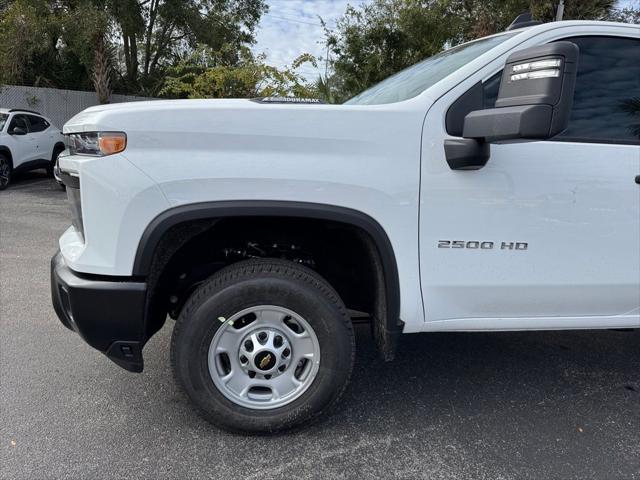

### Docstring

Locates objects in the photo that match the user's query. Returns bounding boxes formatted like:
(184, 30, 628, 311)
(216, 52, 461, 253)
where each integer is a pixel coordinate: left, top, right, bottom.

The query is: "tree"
(323, 0, 456, 101)
(604, 5, 640, 24)
(107, 0, 268, 95)
(0, 0, 59, 86)
(314, 75, 345, 104)
(451, 0, 616, 40)
(62, 1, 114, 103)
(0, 0, 113, 94)
(0, 0, 268, 98)
(159, 46, 317, 99)
(324, 0, 618, 102)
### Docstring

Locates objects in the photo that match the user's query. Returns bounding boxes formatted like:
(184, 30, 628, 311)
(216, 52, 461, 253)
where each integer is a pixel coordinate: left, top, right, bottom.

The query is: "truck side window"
(482, 36, 640, 144)
(555, 36, 640, 144)
(482, 72, 501, 108)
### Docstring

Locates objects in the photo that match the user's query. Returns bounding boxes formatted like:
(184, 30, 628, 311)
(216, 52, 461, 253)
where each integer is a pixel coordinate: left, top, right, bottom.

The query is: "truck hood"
(62, 98, 429, 182)
(64, 99, 263, 133)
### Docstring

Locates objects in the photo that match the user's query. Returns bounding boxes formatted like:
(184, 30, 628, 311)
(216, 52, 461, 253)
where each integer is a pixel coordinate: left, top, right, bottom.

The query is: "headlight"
(67, 132, 126, 156)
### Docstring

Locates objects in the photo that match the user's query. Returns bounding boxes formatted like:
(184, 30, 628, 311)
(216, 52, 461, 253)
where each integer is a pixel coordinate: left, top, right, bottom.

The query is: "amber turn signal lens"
(98, 133, 127, 155)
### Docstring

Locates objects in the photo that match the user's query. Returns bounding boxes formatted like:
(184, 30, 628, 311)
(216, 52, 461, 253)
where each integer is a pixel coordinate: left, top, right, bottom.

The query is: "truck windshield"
(0, 114, 8, 131)
(345, 32, 517, 105)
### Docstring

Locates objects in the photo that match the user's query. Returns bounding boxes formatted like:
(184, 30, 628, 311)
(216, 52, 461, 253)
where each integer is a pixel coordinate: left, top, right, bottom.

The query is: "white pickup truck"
(51, 19, 640, 433)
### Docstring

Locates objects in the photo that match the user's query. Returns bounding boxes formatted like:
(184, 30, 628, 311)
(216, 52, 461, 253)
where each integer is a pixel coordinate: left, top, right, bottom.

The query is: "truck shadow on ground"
(325, 326, 640, 433)
(153, 323, 639, 438)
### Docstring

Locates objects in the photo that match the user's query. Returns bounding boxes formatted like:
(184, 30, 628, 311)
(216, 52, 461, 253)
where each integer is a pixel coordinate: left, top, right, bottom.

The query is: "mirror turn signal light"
(510, 58, 562, 82)
(511, 69, 561, 81)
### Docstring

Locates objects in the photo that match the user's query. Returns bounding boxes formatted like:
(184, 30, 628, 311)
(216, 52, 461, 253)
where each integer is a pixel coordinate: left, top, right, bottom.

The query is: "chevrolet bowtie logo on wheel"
(259, 353, 272, 370)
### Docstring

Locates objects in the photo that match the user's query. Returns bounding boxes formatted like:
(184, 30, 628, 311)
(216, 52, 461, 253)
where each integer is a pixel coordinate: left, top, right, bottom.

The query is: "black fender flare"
(133, 201, 402, 346)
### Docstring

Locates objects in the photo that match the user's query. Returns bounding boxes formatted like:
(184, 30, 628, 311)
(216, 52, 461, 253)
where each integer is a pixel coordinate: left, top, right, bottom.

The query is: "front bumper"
(51, 251, 148, 372)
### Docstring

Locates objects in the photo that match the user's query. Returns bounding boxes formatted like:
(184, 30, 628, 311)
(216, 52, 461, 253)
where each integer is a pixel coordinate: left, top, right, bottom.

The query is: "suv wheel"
(171, 258, 355, 433)
(0, 154, 12, 190)
(47, 145, 65, 178)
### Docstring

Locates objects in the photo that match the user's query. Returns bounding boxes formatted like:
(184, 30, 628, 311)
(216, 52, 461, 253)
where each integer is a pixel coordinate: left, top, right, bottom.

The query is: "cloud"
(253, 0, 371, 80)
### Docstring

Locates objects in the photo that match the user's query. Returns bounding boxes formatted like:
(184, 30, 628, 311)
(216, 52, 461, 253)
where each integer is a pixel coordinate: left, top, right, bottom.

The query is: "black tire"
(47, 145, 65, 177)
(171, 258, 355, 434)
(0, 154, 12, 190)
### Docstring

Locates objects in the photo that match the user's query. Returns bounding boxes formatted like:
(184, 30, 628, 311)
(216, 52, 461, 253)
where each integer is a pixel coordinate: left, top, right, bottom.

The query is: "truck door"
(420, 35, 640, 329)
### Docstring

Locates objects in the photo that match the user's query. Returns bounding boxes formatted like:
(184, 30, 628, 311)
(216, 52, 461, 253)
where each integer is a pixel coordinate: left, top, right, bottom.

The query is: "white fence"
(0, 84, 153, 129)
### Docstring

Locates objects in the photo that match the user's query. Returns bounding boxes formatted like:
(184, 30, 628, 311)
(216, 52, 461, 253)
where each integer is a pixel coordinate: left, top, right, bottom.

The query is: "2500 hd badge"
(438, 240, 529, 250)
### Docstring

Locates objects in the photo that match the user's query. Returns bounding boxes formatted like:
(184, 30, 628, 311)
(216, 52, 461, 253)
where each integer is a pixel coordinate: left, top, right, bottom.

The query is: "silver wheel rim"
(208, 305, 321, 410)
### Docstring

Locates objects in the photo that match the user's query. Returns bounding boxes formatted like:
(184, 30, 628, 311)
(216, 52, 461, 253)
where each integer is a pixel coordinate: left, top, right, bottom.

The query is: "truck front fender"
(133, 200, 403, 360)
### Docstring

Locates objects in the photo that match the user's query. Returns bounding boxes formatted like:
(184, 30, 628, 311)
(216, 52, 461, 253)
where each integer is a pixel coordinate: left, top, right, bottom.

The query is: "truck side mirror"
(445, 41, 579, 170)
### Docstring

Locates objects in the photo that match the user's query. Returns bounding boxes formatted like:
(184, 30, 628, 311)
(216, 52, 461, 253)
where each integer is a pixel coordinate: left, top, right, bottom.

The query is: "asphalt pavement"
(1, 173, 639, 480)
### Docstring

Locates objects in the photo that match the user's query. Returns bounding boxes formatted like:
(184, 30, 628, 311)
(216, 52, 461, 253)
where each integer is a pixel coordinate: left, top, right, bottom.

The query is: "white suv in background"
(0, 108, 66, 190)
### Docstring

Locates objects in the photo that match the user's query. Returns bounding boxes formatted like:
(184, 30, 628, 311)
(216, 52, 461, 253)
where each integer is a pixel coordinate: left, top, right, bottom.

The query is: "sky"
(253, 0, 370, 81)
(253, 0, 638, 81)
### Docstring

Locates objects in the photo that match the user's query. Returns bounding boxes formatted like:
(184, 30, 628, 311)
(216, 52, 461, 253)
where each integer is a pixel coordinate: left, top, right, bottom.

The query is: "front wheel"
(171, 258, 355, 433)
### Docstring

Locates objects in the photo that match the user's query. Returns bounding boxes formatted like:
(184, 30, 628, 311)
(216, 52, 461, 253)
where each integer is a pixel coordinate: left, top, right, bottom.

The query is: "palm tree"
(92, 34, 113, 104)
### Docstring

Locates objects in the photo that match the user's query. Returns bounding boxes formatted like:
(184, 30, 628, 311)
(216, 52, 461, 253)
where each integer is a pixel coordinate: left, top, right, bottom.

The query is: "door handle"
(636, 175, 640, 185)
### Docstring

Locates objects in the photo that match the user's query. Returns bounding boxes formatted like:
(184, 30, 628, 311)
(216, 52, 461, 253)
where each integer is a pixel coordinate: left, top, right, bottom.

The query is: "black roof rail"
(506, 12, 543, 31)
(8, 108, 42, 115)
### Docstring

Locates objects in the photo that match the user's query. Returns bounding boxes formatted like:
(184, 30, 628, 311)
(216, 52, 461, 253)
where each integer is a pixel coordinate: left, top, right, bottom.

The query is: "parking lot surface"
(1, 174, 639, 480)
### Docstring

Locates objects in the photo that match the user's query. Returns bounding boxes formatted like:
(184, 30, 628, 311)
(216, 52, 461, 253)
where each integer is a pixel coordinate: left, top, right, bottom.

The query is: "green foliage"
(0, 0, 58, 85)
(25, 94, 40, 107)
(324, 0, 618, 102)
(604, 6, 640, 24)
(0, 0, 634, 104)
(0, 0, 268, 97)
(62, 1, 115, 103)
(61, 2, 111, 68)
(159, 47, 317, 99)
(323, 0, 454, 101)
(108, 0, 268, 95)
(314, 76, 338, 104)
(0, 0, 110, 90)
